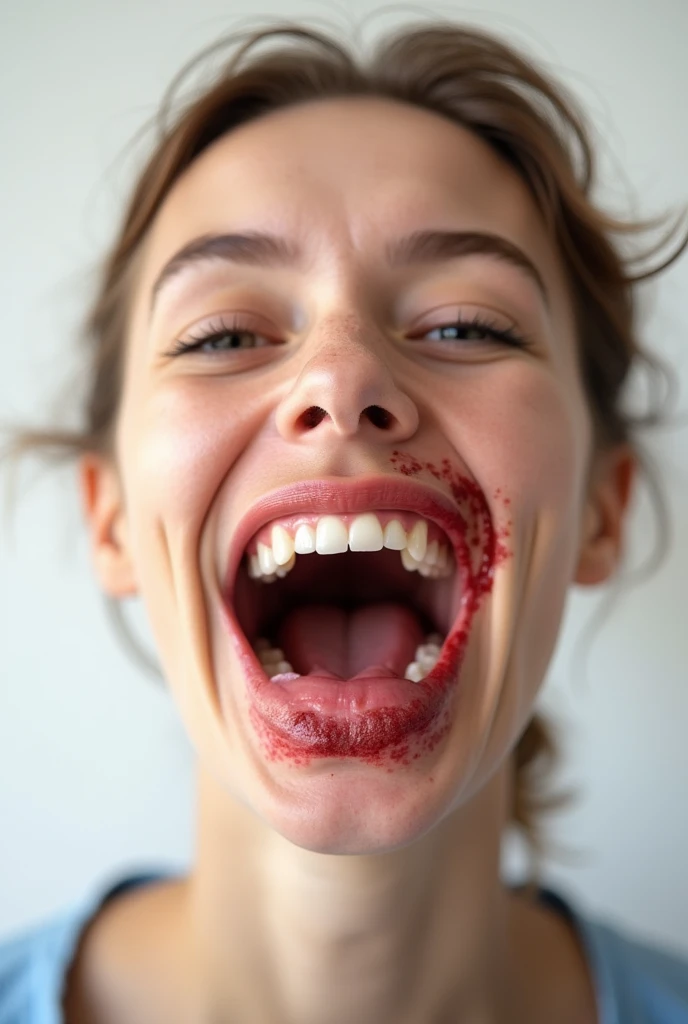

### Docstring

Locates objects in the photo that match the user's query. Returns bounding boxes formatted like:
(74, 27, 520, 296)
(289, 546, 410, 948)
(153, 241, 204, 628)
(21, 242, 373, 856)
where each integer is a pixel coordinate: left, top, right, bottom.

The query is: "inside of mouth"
(277, 601, 428, 677)
(234, 548, 453, 680)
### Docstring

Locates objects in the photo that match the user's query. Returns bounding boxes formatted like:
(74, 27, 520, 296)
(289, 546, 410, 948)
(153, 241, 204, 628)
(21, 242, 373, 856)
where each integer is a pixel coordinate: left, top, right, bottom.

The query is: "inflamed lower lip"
(220, 454, 512, 768)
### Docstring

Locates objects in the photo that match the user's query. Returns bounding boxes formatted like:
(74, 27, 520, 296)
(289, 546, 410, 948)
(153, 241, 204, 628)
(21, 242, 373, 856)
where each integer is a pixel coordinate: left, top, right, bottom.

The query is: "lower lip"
(222, 600, 472, 766)
(219, 461, 507, 766)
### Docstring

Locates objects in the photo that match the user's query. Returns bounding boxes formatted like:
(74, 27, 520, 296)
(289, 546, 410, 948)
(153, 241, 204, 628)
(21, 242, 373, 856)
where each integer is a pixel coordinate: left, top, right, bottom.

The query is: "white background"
(1, 0, 687, 957)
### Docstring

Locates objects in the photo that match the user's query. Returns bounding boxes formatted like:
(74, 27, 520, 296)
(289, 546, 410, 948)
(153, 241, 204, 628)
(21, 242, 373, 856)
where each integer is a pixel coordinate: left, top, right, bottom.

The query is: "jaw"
(208, 571, 511, 856)
(194, 469, 513, 851)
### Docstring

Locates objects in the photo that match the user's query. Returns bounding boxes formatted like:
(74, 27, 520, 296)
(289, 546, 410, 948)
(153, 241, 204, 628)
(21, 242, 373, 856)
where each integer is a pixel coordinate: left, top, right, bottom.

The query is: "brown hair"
(6, 18, 685, 882)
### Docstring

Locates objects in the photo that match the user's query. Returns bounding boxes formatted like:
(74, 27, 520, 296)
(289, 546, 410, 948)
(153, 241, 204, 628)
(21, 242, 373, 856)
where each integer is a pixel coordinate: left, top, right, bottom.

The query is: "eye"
(165, 315, 278, 356)
(416, 313, 531, 350)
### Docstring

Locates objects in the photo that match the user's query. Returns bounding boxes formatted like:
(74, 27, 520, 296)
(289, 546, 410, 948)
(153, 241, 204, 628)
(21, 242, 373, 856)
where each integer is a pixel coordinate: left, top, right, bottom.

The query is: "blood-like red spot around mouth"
(244, 454, 512, 769)
(387, 450, 513, 724)
(390, 450, 512, 588)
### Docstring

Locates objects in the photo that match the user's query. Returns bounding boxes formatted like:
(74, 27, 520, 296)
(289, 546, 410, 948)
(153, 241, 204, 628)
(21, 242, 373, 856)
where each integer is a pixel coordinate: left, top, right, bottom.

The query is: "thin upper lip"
(222, 475, 471, 600)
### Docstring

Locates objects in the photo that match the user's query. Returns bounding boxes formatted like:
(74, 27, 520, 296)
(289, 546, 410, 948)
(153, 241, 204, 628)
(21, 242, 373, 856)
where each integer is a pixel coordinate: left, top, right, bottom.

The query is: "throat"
(276, 602, 426, 678)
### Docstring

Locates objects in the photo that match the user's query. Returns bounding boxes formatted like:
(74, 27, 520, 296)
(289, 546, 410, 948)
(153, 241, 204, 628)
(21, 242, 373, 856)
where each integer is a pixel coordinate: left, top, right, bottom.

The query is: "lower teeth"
(255, 643, 296, 678)
(254, 633, 444, 682)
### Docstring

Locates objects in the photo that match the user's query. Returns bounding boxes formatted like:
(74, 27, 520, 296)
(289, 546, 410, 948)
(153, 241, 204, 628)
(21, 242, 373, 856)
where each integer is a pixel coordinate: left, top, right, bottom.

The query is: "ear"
(574, 444, 636, 586)
(79, 453, 138, 598)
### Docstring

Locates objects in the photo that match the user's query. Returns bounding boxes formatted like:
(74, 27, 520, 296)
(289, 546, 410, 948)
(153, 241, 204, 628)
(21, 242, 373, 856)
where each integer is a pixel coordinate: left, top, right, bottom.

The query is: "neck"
(179, 762, 522, 1024)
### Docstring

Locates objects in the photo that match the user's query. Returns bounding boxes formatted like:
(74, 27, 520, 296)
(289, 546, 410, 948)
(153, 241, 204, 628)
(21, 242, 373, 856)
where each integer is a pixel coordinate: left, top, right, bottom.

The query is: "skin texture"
(74, 96, 635, 1023)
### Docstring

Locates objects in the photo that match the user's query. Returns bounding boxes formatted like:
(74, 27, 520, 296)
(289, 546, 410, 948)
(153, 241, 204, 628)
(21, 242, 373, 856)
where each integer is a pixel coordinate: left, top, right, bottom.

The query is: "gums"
(244, 454, 513, 769)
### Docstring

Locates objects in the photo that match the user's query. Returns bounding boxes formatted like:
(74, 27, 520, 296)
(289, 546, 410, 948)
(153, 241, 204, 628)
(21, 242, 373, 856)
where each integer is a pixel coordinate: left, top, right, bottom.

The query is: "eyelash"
(165, 312, 532, 356)
(166, 316, 273, 356)
(419, 313, 531, 350)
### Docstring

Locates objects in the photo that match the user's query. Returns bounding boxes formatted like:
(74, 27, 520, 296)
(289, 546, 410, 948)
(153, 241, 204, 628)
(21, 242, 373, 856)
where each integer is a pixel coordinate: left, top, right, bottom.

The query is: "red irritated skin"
(222, 456, 513, 767)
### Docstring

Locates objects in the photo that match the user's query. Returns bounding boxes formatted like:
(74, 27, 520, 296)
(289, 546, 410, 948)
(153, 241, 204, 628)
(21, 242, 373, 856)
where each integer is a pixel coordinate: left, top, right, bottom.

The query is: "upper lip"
(222, 475, 470, 599)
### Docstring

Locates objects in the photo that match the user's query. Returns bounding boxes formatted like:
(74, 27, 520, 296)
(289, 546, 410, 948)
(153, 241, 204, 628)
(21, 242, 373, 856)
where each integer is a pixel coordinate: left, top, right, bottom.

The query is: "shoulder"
(0, 869, 177, 1024)
(544, 888, 688, 1024)
(0, 907, 82, 1024)
(586, 916, 688, 1023)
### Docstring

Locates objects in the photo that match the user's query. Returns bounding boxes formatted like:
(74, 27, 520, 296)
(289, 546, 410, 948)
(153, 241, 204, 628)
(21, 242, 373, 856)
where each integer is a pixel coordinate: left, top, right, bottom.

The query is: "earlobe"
(79, 453, 138, 598)
(574, 445, 636, 586)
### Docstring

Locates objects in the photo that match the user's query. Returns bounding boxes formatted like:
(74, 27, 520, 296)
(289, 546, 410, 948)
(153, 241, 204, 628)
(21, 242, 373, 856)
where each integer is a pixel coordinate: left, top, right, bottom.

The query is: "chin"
(252, 762, 459, 856)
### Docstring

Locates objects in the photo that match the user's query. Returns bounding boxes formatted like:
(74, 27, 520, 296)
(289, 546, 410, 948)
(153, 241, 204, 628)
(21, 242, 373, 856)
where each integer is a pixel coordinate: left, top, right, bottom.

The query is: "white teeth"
(401, 547, 422, 572)
(401, 538, 452, 580)
(404, 636, 443, 682)
(275, 552, 296, 578)
(294, 523, 316, 554)
(269, 661, 294, 677)
(259, 645, 285, 663)
(258, 541, 277, 575)
(349, 513, 384, 551)
(425, 539, 439, 566)
(416, 642, 441, 670)
(254, 633, 444, 683)
(407, 519, 428, 561)
(315, 515, 349, 554)
(383, 519, 407, 550)
(271, 524, 295, 566)
(404, 662, 424, 683)
(245, 513, 453, 582)
(256, 641, 297, 678)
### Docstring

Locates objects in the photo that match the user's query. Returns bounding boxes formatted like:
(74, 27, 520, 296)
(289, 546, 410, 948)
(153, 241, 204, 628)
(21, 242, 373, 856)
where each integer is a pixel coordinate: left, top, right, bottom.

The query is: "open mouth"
(220, 479, 481, 760)
(235, 511, 458, 681)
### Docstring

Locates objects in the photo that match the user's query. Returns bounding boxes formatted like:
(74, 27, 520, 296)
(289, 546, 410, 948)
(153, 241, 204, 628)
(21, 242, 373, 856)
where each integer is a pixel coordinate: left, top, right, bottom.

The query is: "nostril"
(365, 405, 394, 429)
(299, 406, 328, 430)
(295, 404, 396, 433)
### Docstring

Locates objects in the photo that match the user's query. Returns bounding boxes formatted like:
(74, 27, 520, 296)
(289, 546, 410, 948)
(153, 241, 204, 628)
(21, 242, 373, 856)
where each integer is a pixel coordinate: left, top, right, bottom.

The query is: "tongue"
(277, 602, 426, 679)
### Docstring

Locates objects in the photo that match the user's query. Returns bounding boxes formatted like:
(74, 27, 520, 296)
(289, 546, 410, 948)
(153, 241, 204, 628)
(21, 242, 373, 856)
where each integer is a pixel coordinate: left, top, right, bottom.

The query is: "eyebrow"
(149, 228, 550, 312)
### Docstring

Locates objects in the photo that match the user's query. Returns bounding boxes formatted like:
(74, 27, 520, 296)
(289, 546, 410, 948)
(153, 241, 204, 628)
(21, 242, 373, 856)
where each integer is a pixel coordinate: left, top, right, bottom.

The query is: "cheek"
(435, 361, 591, 516)
(114, 378, 262, 710)
(114, 380, 258, 641)
(430, 364, 592, 800)
(118, 381, 248, 529)
(500, 367, 592, 674)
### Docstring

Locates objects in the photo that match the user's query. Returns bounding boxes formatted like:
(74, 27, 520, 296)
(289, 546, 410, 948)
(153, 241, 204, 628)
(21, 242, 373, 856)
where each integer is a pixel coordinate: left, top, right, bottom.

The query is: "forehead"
(138, 96, 570, 316)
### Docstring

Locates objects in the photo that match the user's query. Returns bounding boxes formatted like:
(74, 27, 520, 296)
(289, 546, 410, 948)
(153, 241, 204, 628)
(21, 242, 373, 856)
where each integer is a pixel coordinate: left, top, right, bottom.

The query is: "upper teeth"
(246, 513, 453, 583)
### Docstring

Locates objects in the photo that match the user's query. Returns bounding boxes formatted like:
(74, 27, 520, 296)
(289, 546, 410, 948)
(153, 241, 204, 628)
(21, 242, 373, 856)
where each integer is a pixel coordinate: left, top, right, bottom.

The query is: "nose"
(275, 315, 419, 444)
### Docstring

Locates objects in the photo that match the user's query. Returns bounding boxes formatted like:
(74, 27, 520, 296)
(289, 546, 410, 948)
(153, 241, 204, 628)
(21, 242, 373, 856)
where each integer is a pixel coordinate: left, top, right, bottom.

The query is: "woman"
(1, 17, 687, 1024)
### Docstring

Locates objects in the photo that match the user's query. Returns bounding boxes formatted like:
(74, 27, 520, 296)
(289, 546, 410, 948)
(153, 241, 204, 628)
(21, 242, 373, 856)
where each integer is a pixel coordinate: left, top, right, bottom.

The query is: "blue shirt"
(1, 870, 687, 1023)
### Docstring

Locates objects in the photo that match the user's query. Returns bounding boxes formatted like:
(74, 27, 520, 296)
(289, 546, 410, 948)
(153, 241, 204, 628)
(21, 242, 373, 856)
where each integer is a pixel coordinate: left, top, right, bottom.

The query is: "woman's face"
(86, 97, 630, 853)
